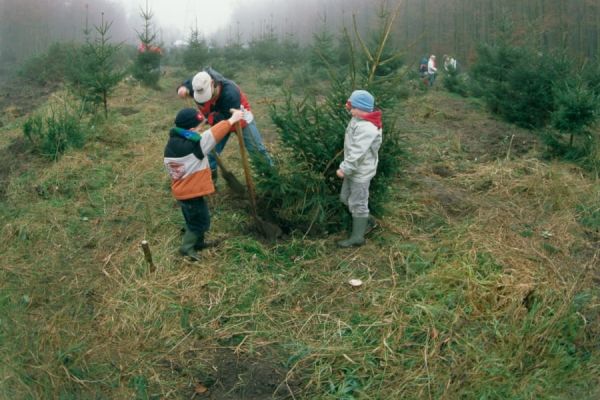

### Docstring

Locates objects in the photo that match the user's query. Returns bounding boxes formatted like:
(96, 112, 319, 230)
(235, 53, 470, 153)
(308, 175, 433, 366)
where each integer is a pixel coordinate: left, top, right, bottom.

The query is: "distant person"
(443, 54, 457, 71)
(336, 90, 382, 248)
(164, 107, 244, 261)
(419, 55, 429, 85)
(427, 55, 437, 86)
(177, 68, 273, 183)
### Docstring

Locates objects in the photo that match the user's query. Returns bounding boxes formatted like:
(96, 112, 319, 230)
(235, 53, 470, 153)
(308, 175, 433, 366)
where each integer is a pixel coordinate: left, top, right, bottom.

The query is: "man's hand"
(177, 86, 189, 98)
(228, 109, 244, 125)
(336, 169, 344, 178)
(240, 105, 254, 124)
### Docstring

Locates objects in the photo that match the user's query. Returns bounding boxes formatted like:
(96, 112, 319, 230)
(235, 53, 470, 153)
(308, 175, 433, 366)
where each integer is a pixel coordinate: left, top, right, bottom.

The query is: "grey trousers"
(340, 178, 371, 218)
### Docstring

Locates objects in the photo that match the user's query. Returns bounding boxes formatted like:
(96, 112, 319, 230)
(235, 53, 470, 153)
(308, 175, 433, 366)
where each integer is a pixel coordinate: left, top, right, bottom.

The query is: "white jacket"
(339, 115, 382, 183)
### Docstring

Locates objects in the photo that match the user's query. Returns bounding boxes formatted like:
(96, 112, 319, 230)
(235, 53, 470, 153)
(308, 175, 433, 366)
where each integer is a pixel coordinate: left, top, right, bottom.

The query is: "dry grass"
(0, 68, 598, 399)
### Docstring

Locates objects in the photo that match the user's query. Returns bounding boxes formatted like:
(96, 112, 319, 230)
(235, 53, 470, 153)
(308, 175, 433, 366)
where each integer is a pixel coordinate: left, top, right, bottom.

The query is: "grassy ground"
(1, 66, 599, 399)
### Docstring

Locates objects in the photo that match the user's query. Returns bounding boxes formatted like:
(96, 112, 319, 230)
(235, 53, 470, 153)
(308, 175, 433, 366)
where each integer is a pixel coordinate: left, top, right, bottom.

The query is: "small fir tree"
(309, 17, 337, 70)
(182, 24, 209, 71)
(69, 11, 123, 117)
(470, 32, 571, 129)
(443, 65, 469, 97)
(254, 3, 404, 235)
(551, 81, 598, 147)
(542, 79, 599, 171)
(582, 60, 600, 98)
(249, 18, 283, 66)
(132, 0, 162, 87)
(281, 32, 303, 65)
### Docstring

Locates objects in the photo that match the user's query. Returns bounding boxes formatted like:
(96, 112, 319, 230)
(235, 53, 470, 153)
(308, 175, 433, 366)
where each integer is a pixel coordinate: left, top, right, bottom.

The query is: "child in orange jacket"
(164, 107, 243, 260)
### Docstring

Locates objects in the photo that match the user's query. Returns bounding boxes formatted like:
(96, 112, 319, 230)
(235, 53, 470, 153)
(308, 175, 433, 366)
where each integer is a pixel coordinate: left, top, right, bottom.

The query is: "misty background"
(1, 0, 599, 68)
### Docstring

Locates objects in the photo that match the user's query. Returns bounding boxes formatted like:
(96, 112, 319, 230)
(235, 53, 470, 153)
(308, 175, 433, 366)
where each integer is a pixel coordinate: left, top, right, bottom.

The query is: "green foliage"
(129, 375, 152, 400)
(256, 5, 404, 234)
(551, 80, 598, 140)
(577, 202, 600, 231)
(209, 40, 249, 69)
(280, 34, 305, 65)
(287, 64, 327, 93)
(22, 97, 86, 160)
(471, 42, 570, 128)
(68, 13, 124, 116)
(359, 8, 405, 79)
(182, 28, 208, 71)
(582, 58, 600, 97)
(219, 42, 247, 62)
(443, 65, 469, 97)
(471, 33, 599, 171)
(261, 91, 348, 233)
(540, 80, 599, 172)
(132, 48, 162, 88)
(132, 2, 162, 87)
(17, 42, 78, 86)
(248, 33, 281, 66)
(336, 32, 352, 67)
(248, 30, 303, 67)
(310, 25, 338, 70)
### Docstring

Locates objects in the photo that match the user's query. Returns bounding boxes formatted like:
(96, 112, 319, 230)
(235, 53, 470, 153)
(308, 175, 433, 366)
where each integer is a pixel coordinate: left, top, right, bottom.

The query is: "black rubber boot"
(337, 216, 369, 248)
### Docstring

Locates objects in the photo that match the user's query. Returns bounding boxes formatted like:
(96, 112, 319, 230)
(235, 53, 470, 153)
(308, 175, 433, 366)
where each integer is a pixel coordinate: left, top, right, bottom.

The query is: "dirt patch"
(0, 76, 56, 121)
(117, 106, 140, 116)
(188, 348, 300, 399)
(457, 119, 536, 160)
(420, 175, 476, 217)
(432, 165, 454, 177)
(411, 95, 538, 161)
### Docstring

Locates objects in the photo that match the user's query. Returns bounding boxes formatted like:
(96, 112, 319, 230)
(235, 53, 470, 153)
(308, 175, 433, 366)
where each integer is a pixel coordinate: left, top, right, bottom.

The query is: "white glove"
(240, 105, 254, 124)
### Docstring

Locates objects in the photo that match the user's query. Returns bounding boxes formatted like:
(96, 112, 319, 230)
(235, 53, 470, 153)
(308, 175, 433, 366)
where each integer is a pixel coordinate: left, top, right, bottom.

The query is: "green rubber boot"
(366, 215, 378, 235)
(194, 232, 219, 251)
(179, 229, 201, 261)
(337, 216, 369, 248)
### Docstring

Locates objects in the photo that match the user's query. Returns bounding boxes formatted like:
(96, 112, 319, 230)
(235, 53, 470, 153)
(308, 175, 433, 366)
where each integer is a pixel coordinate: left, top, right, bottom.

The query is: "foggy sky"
(114, 0, 241, 41)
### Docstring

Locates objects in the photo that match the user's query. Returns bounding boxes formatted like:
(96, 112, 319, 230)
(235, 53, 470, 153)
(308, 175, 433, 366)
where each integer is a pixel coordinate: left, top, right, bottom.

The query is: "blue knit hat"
(349, 90, 374, 112)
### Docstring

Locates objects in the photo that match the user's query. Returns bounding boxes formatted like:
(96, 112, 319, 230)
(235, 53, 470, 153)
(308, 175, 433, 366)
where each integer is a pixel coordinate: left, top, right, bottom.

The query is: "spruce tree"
(551, 81, 598, 147)
(542, 78, 599, 171)
(310, 16, 337, 70)
(254, 4, 404, 235)
(69, 11, 123, 117)
(132, 0, 162, 88)
(182, 24, 209, 71)
(249, 19, 281, 66)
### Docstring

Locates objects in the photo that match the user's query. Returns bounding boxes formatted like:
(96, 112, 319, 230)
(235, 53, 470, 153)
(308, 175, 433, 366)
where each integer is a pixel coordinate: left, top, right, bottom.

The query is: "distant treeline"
(1, 0, 599, 67)
(215, 0, 600, 65)
(0, 0, 134, 64)
(396, 0, 600, 65)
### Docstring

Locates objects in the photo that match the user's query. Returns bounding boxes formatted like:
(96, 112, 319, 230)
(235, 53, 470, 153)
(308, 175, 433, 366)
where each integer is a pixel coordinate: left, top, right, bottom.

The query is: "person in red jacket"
(164, 107, 243, 261)
(177, 68, 273, 182)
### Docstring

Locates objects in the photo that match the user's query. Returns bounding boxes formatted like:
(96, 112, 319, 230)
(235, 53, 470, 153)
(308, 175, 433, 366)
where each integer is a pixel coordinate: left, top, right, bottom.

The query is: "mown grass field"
(1, 66, 599, 399)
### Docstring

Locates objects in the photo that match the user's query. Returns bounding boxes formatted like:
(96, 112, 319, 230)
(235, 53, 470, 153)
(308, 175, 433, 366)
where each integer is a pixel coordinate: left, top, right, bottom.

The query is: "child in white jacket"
(336, 90, 382, 247)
